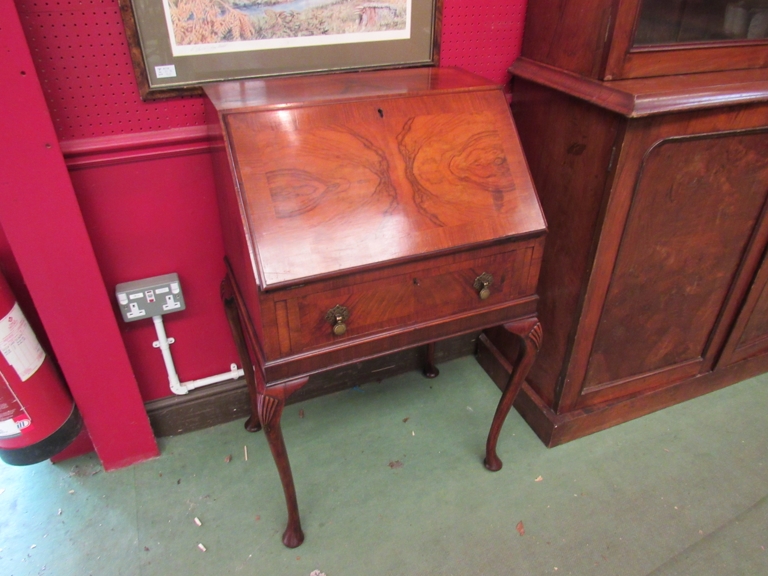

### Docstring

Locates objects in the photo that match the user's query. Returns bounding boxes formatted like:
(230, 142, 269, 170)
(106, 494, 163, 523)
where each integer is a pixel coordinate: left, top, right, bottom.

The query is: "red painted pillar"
(0, 0, 159, 470)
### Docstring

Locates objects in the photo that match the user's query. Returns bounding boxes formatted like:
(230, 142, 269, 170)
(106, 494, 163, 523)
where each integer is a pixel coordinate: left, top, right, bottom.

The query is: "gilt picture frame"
(118, 0, 442, 99)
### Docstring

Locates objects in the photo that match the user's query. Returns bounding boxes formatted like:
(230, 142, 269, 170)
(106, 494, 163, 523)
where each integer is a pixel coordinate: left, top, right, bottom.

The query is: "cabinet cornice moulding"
(511, 58, 768, 118)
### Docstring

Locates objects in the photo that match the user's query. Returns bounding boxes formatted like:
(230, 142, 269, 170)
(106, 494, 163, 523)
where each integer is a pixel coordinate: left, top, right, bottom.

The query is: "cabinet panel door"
(719, 246, 768, 367)
(580, 130, 768, 401)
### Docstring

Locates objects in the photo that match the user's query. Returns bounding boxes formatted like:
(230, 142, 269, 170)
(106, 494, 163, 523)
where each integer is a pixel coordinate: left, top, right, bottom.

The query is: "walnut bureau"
(204, 67, 546, 547)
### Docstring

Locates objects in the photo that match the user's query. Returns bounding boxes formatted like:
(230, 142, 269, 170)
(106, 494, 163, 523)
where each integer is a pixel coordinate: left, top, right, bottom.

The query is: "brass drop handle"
(325, 304, 350, 336)
(473, 273, 493, 300)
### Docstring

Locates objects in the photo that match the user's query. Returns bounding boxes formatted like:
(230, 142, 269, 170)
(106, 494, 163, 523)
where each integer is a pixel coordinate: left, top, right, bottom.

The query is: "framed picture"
(118, 0, 442, 99)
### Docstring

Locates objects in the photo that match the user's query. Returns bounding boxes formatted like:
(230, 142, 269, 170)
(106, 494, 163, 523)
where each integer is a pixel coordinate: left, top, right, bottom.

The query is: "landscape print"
(164, 0, 410, 55)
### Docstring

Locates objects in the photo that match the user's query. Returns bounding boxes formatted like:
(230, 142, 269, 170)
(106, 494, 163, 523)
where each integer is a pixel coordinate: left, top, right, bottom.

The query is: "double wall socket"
(115, 273, 186, 323)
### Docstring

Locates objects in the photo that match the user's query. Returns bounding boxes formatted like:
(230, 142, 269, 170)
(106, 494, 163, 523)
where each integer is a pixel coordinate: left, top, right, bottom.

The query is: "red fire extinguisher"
(0, 272, 81, 465)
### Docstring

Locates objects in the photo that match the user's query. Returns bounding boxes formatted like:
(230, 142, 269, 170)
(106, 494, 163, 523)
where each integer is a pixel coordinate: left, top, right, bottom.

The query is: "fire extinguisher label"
(0, 373, 31, 438)
(0, 303, 46, 382)
(0, 415, 32, 438)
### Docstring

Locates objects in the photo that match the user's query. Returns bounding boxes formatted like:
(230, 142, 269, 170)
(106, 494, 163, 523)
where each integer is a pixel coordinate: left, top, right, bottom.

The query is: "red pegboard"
(14, 0, 527, 141)
(440, 0, 528, 85)
(15, 0, 206, 139)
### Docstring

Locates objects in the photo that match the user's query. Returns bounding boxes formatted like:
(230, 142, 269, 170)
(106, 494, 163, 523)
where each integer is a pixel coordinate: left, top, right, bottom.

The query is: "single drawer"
(271, 240, 540, 356)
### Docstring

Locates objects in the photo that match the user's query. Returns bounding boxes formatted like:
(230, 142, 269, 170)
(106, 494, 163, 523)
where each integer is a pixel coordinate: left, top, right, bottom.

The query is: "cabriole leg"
(484, 318, 542, 472)
(222, 268, 309, 547)
(257, 381, 308, 548)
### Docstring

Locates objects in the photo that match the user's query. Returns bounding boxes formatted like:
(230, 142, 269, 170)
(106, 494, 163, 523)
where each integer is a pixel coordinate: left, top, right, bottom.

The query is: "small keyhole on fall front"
(413, 278, 420, 286)
(378, 108, 384, 118)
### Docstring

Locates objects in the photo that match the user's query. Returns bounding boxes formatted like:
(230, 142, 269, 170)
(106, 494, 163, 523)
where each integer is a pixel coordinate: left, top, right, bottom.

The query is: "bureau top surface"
(208, 68, 546, 290)
(205, 67, 498, 112)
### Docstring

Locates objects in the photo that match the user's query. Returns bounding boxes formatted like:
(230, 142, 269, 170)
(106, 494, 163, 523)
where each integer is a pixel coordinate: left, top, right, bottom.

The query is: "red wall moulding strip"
(60, 126, 213, 170)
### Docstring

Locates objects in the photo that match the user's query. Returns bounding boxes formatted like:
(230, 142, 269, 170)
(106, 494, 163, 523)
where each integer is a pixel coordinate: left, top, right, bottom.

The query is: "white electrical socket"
(115, 273, 186, 323)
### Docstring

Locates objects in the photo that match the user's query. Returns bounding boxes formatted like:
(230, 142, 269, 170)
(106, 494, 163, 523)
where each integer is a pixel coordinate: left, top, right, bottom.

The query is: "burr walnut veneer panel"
(222, 87, 542, 290)
(582, 131, 768, 398)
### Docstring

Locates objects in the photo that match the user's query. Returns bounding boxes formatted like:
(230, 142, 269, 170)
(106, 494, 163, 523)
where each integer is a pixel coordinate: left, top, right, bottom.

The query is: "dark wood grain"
(511, 59, 768, 118)
(431, 0, 444, 67)
(256, 378, 308, 548)
(207, 68, 546, 548)
(495, 55, 768, 445)
(582, 131, 768, 396)
(221, 87, 543, 290)
(510, 78, 620, 409)
(519, 0, 768, 81)
(222, 277, 261, 432)
(490, 0, 768, 448)
(484, 318, 542, 471)
(520, 0, 613, 79)
(423, 342, 440, 378)
(204, 66, 497, 113)
(282, 243, 536, 355)
(737, 280, 768, 352)
(479, 335, 768, 447)
(718, 213, 768, 367)
(264, 295, 539, 384)
(562, 108, 768, 411)
(611, 44, 768, 81)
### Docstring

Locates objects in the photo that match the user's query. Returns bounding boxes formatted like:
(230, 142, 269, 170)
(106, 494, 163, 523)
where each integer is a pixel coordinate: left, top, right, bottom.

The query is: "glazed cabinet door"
(521, 0, 768, 81)
(604, 0, 768, 80)
(564, 121, 768, 411)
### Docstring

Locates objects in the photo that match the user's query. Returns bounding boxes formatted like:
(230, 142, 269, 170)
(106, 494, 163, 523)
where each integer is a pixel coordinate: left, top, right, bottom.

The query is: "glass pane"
(634, 0, 768, 45)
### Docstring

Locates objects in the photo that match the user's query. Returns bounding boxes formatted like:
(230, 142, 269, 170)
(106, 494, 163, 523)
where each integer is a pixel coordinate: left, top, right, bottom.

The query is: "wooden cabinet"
(571, 105, 768, 407)
(523, 0, 768, 80)
(206, 68, 546, 381)
(477, 4, 768, 445)
(204, 67, 547, 546)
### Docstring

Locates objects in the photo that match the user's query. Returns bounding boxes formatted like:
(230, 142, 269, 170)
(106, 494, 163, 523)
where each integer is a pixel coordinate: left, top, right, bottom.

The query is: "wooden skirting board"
(146, 328, 768, 445)
(146, 332, 480, 438)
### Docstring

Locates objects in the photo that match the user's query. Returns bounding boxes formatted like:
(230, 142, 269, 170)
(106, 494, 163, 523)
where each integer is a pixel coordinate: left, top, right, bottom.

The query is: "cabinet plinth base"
(477, 333, 768, 448)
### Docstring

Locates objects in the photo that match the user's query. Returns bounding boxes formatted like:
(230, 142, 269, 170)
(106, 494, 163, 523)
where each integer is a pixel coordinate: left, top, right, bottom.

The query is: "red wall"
(67, 142, 238, 401)
(1, 0, 159, 469)
(9, 0, 529, 404)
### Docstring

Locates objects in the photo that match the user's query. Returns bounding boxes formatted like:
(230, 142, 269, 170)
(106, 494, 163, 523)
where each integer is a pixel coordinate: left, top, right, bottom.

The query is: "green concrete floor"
(2, 356, 767, 576)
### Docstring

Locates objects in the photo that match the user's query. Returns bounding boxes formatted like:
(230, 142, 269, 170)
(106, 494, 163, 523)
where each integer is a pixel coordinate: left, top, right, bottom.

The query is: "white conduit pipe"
(152, 315, 244, 395)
